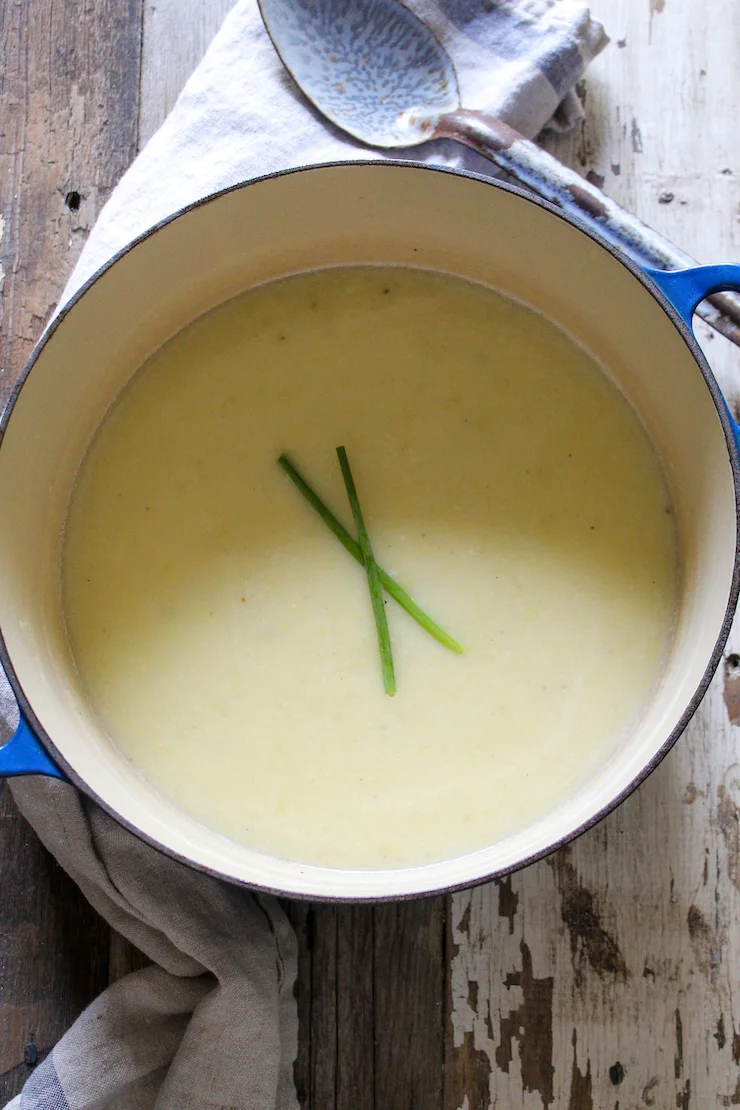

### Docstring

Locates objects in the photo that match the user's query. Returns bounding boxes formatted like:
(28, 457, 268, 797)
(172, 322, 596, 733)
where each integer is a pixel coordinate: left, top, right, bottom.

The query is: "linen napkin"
(2, 2, 608, 1108)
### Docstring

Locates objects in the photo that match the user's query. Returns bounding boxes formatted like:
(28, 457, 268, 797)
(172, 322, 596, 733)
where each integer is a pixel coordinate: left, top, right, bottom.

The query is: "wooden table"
(1, 2, 739, 1106)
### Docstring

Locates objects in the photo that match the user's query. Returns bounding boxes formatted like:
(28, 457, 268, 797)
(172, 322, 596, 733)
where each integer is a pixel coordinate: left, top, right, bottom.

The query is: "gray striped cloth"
(3, 1, 607, 1107)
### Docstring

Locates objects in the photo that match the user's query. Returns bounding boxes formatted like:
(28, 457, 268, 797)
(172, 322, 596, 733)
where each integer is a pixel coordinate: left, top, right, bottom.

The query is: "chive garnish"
(336, 446, 396, 696)
(278, 454, 463, 655)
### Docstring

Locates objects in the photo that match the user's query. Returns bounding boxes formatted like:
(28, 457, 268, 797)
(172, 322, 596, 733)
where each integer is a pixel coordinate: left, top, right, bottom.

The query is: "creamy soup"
(62, 267, 678, 869)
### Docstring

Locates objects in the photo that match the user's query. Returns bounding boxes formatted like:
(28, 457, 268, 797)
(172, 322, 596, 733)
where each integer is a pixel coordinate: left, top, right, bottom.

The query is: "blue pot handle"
(0, 715, 66, 780)
(644, 264, 740, 452)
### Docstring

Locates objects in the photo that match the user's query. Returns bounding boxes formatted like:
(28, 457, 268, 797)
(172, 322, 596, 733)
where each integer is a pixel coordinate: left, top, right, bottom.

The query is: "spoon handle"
(435, 109, 740, 348)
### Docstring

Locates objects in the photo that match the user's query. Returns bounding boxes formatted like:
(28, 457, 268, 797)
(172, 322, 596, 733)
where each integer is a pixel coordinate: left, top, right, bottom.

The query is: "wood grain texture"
(448, 1, 740, 1106)
(138, 0, 234, 145)
(335, 906, 374, 1110)
(374, 899, 446, 1109)
(0, 0, 144, 406)
(287, 900, 445, 1110)
(0, 0, 144, 1102)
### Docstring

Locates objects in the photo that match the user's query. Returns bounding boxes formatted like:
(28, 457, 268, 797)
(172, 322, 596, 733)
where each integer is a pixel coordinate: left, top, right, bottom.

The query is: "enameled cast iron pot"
(1, 162, 740, 900)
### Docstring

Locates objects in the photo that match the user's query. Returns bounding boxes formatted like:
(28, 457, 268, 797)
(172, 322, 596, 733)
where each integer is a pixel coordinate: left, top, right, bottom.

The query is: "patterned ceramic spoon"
(258, 0, 740, 346)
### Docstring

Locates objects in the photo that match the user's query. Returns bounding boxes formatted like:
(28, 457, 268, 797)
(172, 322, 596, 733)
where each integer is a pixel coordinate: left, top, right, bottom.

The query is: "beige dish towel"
(2, 1, 607, 1107)
(8, 778, 298, 1110)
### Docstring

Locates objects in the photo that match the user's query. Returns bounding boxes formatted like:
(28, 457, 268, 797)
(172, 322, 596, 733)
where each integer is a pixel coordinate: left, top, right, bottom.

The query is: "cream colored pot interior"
(0, 164, 735, 898)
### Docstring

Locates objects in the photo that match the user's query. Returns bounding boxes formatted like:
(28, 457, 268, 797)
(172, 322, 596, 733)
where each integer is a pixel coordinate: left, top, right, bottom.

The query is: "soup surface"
(63, 267, 678, 869)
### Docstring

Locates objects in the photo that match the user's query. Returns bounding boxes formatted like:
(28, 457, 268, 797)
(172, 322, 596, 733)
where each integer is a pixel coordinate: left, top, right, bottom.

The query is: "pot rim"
(2, 158, 739, 902)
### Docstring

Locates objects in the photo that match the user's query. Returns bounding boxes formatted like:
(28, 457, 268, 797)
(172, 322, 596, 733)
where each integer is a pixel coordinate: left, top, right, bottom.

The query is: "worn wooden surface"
(1, 1, 739, 1107)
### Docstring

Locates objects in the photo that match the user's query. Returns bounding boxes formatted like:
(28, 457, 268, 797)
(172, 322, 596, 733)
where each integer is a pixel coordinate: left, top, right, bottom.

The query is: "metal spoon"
(259, 0, 740, 347)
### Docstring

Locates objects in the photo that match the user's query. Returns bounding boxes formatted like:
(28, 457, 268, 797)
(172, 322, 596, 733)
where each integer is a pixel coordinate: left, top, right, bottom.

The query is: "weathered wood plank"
(0, 0, 144, 1101)
(138, 0, 234, 146)
(374, 899, 446, 1110)
(288, 899, 445, 1110)
(308, 905, 339, 1107)
(287, 903, 377, 1110)
(336, 906, 374, 1110)
(0, 0, 144, 407)
(447, 0, 740, 1106)
(285, 902, 313, 1109)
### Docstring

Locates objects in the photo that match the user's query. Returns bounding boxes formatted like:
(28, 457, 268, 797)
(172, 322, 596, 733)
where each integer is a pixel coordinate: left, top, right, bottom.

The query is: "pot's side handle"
(0, 716, 66, 779)
(645, 264, 740, 451)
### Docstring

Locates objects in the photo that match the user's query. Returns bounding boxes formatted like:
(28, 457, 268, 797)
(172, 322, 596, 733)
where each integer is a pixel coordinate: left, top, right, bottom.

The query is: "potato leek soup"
(62, 267, 678, 870)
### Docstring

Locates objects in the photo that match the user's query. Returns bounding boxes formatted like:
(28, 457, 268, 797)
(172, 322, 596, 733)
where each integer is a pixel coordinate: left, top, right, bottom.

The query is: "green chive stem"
(336, 446, 395, 696)
(278, 455, 463, 655)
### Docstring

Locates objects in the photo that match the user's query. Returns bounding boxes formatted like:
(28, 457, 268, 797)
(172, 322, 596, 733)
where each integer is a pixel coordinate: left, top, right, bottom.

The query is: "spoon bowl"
(259, 0, 460, 147)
